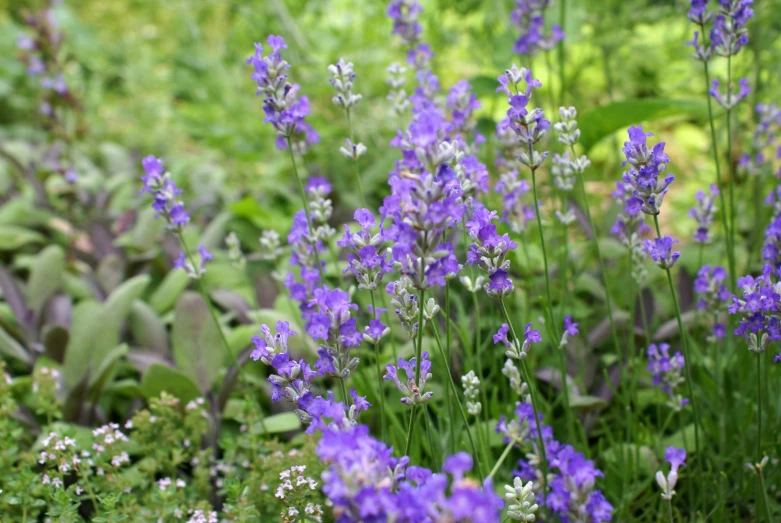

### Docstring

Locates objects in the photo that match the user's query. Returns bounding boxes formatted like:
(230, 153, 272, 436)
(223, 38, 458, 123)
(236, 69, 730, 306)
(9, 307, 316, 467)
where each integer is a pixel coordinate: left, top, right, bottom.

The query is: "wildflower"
(694, 265, 730, 339)
(503, 359, 528, 398)
(384, 352, 434, 405)
(689, 185, 719, 243)
(647, 343, 689, 410)
(644, 236, 681, 269)
(225, 232, 245, 270)
(559, 315, 579, 348)
(494, 322, 542, 360)
(339, 209, 391, 291)
(498, 66, 549, 169)
(174, 245, 213, 279)
(511, 0, 565, 56)
(656, 447, 686, 500)
(140, 155, 190, 229)
(246, 35, 318, 152)
(496, 170, 535, 234)
(386, 62, 411, 115)
(709, 77, 751, 110)
(465, 203, 517, 296)
(621, 126, 673, 216)
(387, 0, 423, 47)
(505, 478, 538, 521)
(729, 265, 781, 356)
(710, 0, 754, 57)
(328, 58, 362, 109)
(461, 370, 481, 416)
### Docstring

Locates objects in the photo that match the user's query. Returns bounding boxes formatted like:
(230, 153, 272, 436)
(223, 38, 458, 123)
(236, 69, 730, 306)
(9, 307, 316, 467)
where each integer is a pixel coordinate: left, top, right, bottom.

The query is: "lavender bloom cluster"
(694, 265, 730, 339)
(656, 447, 687, 501)
(338, 209, 391, 291)
(739, 103, 781, 177)
(498, 66, 550, 169)
(647, 343, 689, 410)
(500, 403, 613, 522)
(762, 185, 781, 269)
(466, 204, 518, 297)
(611, 180, 650, 283)
(644, 236, 681, 270)
(621, 126, 673, 216)
(247, 35, 318, 152)
(689, 185, 719, 243)
(511, 0, 565, 56)
(729, 265, 781, 358)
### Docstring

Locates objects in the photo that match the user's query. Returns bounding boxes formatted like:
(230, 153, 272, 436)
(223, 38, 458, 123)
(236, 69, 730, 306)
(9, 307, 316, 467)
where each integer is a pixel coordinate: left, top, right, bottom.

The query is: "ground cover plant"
(1, 0, 780, 521)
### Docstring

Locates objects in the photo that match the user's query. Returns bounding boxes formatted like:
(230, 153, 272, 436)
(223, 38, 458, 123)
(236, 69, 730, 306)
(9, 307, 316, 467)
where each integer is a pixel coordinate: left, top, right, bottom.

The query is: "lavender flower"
(174, 245, 213, 279)
(384, 352, 433, 405)
(656, 447, 687, 500)
(498, 66, 549, 169)
(339, 209, 391, 291)
(511, 0, 565, 56)
(328, 58, 362, 109)
(246, 35, 318, 152)
(502, 403, 613, 522)
(621, 126, 673, 216)
(689, 184, 719, 243)
(494, 322, 542, 360)
(308, 287, 362, 379)
(647, 343, 689, 410)
(710, 0, 754, 57)
(729, 265, 781, 355)
(364, 306, 391, 344)
(739, 103, 781, 178)
(461, 370, 481, 416)
(386, 62, 411, 115)
(559, 315, 579, 348)
(694, 265, 730, 339)
(496, 170, 535, 234)
(709, 77, 751, 110)
(466, 204, 517, 297)
(140, 155, 190, 229)
(644, 236, 681, 269)
(387, 0, 423, 47)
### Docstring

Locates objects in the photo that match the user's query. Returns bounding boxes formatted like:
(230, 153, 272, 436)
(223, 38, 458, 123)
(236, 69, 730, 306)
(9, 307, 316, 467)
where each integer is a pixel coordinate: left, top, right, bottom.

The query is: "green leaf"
(569, 395, 609, 409)
(603, 444, 658, 476)
(200, 211, 233, 250)
(149, 270, 190, 314)
(129, 300, 168, 354)
(172, 292, 224, 393)
(578, 98, 708, 153)
(0, 225, 45, 250)
(26, 245, 66, 312)
(140, 363, 201, 403)
(62, 301, 105, 389)
(663, 424, 698, 453)
(88, 343, 129, 400)
(0, 324, 30, 364)
(101, 275, 151, 351)
(41, 324, 69, 363)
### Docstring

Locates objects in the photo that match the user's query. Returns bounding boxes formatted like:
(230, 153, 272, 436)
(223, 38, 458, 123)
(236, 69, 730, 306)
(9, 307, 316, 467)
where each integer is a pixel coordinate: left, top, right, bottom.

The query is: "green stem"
(370, 291, 387, 443)
(571, 144, 622, 358)
(285, 137, 325, 282)
(487, 439, 515, 480)
(756, 352, 762, 473)
(406, 290, 427, 456)
(530, 166, 559, 339)
(345, 108, 367, 208)
(499, 299, 549, 508)
(445, 282, 456, 454)
(726, 55, 737, 278)
(430, 320, 484, 481)
(758, 466, 773, 523)
(699, 30, 735, 290)
(404, 406, 418, 457)
(652, 215, 701, 482)
(667, 499, 674, 523)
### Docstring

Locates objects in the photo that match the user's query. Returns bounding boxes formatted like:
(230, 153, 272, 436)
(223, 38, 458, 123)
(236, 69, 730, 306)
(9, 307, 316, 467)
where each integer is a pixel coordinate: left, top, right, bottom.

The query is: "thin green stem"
(726, 55, 737, 277)
(404, 406, 418, 457)
(370, 290, 387, 442)
(405, 290, 427, 456)
(345, 108, 367, 208)
(286, 137, 325, 282)
(430, 320, 484, 481)
(756, 352, 762, 471)
(758, 467, 773, 523)
(530, 166, 559, 339)
(571, 144, 622, 358)
(699, 30, 735, 290)
(487, 439, 515, 480)
(445, 282, 456, 454)
(500, 299, 549, 508)
(667, 499, 674, 523)
(652, 215, 701, 484)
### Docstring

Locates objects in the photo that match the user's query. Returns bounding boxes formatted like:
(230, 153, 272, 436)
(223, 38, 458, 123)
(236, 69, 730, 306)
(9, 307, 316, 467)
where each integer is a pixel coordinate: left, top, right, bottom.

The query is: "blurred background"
(1, 0, 780, 239)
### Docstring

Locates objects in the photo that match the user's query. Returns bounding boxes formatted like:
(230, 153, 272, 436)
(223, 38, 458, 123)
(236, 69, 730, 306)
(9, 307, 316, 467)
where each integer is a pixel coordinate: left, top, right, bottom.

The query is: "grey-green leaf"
(140, 362, 201, 403)
(26, 245, 66, 312)
(172, 292, 224, 393)
(129, 300, 168, 354)
(0, 324, 30, 364)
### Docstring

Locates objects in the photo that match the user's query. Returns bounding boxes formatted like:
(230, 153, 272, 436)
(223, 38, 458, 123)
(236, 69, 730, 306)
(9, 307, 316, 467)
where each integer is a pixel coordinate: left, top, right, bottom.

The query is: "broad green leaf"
(603, 444, 658, 476)
(579, 98, 708, 153)
(129, 300, 168, 354)
(663, 424, 697, 453)
(105, 378, 143, 398)
(149, 270, 190, 314)
(102, 275, 151, 351)
(0, 324, 30, 364)
(42, 324, 69, 363)
(0, 225, 45, 250)
(200, 211, 233, 250)
(88, 343, 129, 400)
(140, 362, 201, 403)
(26, 245, 66, 312)
(569, 395, 609, 409)
(172, 292, 224, 392)
(62, 301, 106, 389)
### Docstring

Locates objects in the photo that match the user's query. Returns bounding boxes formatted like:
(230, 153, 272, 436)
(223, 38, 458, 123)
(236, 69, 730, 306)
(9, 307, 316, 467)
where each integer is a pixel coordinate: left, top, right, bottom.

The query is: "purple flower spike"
(644, 236, 681, 269)
(621, 126, 673, 216)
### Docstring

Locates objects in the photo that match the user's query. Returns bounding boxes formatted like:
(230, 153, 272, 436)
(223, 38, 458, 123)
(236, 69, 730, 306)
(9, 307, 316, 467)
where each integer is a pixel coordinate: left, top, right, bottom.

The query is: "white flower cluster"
(461, 370, 482, 416)
(505, 478, 538, 521)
